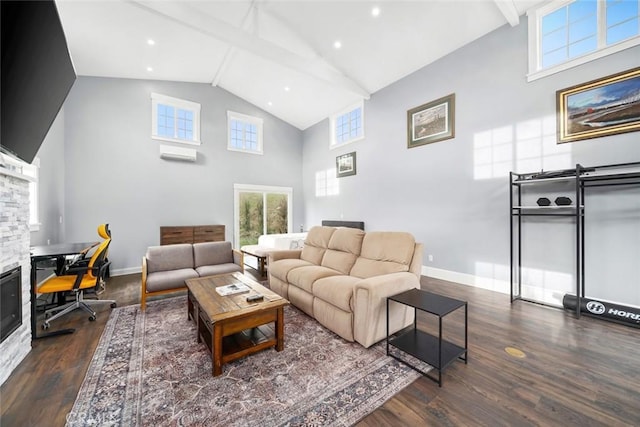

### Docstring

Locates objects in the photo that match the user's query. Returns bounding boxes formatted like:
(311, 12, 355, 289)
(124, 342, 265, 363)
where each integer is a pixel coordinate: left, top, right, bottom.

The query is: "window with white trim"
(528, 0, 640, 81)
(23, 158, 40, 231)
(330, 102, 364, 148)
(151, 93, 201, 145)
(227, 111, 263, 155)
(315, 168, 339, 197)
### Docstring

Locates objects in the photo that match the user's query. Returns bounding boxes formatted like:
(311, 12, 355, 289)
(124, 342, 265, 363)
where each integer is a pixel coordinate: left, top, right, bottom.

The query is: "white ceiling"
(55, 0, 545, 130)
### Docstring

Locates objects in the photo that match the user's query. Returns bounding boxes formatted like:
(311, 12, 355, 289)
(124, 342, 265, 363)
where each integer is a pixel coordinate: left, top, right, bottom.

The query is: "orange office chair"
(39, 224, 117, 329)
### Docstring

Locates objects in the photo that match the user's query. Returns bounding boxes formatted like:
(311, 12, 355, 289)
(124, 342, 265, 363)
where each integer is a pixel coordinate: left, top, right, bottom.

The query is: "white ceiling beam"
(211, 1, 257, 87)
(131, 0, 371, 99)
(494, 0, 520, 27)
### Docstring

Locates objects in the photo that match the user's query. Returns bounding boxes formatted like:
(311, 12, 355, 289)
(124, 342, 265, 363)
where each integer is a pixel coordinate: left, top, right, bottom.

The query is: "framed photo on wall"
(407, 93, 455, 148)
(336, 152, 356, 178)
(556, 66, 640, 143)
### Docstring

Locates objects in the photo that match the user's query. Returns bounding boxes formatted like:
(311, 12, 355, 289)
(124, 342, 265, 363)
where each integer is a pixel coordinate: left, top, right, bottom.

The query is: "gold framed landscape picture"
(336, 152, 356, 178)
(407, 93, 455, 148)
(557, 66, 640, 143)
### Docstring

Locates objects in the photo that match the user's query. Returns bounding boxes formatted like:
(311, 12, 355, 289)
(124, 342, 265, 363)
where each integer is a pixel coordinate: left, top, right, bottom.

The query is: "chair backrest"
(87, 224, 111, 279)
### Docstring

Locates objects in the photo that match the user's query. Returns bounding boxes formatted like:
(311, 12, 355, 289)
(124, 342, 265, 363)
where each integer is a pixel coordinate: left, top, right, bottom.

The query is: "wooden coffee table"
(185, 272, 289, 376)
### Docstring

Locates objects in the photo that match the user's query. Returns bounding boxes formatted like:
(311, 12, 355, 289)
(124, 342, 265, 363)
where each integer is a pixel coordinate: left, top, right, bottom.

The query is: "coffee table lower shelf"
(388, 329, 466, 384)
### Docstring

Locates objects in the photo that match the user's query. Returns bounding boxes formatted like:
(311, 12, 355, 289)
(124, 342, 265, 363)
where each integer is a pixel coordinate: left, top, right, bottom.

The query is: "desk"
(30, 242, 98, 339)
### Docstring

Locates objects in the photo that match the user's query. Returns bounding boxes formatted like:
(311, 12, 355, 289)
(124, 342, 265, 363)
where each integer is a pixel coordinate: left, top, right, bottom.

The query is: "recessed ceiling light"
(147, 39, 155, 46)
(146, 66, 153, 72)
(284, 86, 290, 92)
(333, 40, 342, 49)
(268, 101, 273, 106)
(371, 6, 381, 17)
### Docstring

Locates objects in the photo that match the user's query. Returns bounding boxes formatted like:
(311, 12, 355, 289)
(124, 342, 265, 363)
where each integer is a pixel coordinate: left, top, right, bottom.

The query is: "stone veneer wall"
(0, 171, 32, 386)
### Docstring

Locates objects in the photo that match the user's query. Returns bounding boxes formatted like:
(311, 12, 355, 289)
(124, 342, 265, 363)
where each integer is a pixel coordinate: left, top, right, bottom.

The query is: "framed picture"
(557, 66, 640, 143)
(336, 152, 356, 178)
(407, 93, 455, 148)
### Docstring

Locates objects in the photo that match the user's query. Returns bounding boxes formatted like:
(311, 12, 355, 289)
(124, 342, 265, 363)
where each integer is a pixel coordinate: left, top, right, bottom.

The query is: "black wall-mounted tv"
(1, 0, 76, 164)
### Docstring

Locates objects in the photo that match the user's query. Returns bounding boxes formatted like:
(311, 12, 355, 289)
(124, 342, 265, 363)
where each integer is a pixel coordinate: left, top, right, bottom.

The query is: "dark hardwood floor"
(2, 272, 639, 426)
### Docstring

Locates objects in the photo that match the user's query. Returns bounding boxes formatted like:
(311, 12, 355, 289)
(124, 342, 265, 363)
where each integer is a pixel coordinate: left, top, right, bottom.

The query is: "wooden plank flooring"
(1, 273, 639, 426)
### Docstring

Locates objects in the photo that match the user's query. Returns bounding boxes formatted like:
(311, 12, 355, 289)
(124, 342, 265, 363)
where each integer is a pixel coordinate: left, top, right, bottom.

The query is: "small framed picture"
(556, 66, 640, 143)
(336, 152, 356, 178)
(407, 93, 455, 148)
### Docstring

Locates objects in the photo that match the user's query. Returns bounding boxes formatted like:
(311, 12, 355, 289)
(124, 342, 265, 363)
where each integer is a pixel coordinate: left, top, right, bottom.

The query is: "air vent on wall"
(159, 144, 197, 162)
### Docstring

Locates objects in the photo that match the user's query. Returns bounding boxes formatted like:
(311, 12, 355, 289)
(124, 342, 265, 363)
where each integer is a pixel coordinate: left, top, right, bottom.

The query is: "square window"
(152, 94, 200, 145)
(227, 111, 263, 154)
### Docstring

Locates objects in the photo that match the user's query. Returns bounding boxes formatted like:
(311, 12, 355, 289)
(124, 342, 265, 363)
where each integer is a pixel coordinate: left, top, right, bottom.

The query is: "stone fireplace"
(0, 165, 33, 386)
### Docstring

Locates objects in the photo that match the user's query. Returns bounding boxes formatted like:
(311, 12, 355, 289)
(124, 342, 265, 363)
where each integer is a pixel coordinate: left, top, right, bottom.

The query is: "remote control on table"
(246, 294, 264, 302)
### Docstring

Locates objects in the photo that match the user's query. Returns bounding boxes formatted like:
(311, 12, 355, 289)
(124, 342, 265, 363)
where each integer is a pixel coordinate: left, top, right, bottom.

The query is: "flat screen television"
(1, 0, 76, 164)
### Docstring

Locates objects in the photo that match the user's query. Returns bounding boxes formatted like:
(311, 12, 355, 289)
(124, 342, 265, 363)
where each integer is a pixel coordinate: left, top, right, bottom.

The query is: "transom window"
(151, 93, 201, 145)
(227, 111, 263, 155)
(528, 0, 640, 81)
(330, 102, 364, 148)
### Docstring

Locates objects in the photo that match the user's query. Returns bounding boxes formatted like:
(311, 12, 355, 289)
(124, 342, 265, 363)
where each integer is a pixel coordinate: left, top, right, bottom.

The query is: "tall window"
(528, 0, 640, 81)
(151, 93, 201, 145)
(233, 184, 292, 247)
(330, 102, 364, 148)
(23, 158, 40, 230)
(227, 111, 263, 155)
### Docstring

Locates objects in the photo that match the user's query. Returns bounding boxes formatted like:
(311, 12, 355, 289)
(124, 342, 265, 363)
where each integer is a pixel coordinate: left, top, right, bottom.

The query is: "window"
(151, 93, 201, 145)
(227, 111, 263, 155)
(23, 158, 40, 231)
(528, 0, 640, 81)
(233, 184, 292, 248)
(330, 102, 364, 148)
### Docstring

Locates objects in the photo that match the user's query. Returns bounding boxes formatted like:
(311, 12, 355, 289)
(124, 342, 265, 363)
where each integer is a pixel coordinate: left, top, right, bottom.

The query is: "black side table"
(387, 288, 468, 387)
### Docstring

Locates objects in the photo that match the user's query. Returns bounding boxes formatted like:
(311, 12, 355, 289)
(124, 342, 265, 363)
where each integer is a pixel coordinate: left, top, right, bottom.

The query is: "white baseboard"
(111, 266, 142, 277)
(422, 266, 510, 295)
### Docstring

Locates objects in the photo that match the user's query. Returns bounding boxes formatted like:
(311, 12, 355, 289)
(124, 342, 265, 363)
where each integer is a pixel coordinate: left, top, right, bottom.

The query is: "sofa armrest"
(353, 272, 419, 348)
(268, 249, 302, 263)
(232, 249, 244, 272)
(141, 256, 148, 310)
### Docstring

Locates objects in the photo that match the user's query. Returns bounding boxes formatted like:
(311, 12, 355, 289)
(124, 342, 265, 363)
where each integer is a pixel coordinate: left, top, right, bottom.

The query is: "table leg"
(275, 307, 284, 351)
(213, 322, 223, 376)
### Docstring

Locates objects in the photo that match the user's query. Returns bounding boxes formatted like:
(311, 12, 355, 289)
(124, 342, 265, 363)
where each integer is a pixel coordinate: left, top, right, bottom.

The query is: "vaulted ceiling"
(55, 0, 545, 130)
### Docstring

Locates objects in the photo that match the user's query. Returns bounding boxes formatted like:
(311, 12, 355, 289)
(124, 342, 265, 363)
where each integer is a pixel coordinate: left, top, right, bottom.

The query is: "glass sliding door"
(234, 184, 293, 248)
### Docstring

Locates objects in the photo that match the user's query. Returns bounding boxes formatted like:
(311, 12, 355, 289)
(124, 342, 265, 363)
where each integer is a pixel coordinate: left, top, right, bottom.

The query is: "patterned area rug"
(66, 296, 425, 426)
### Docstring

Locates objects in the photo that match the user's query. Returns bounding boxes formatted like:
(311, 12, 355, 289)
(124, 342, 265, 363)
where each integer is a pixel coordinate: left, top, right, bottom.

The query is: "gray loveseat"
(141, 241, 243, 309)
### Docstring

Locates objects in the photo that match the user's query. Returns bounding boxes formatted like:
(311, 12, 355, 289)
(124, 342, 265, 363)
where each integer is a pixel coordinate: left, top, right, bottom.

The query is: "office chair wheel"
(110, 302, 117, 308)
(88, 315, 96, 321)
(42, 323, 50, 330)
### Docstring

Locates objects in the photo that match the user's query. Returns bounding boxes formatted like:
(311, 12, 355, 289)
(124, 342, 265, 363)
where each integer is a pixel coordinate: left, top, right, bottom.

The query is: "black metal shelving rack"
(510, 162, 640, 318)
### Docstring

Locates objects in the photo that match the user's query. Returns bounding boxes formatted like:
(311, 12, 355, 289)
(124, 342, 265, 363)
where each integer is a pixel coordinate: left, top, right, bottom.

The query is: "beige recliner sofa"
(268, 226, 423, 348)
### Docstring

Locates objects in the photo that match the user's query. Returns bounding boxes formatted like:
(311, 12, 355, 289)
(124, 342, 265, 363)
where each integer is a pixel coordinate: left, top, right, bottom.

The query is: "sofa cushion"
(300, 226, 335, 264)
(313, 275, 361, 312)
(320, 227, 365, 274)
(193, 241, 233, 267)
(146, 244, 194, 273)
(287, 265, 342, 293)
(146, 268, 198, 292)
(269, 258, 313, 282)
(196, 263, 242, 277)
(350, 232, 416, 279)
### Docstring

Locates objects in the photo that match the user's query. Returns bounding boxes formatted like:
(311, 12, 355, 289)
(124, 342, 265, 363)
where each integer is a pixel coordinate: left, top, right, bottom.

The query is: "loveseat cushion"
(196, 263, 242, 277)
(287, 265, 342, 293)
(146, 268, 198, 292)
(193, 241, 233, 267)
(320, 227, 365, 274)
(146, 244, 194, 273)
(300, 226, 335, 265)
(350, 232, 416, 279)
(313, 275, 361, 312)
(269, 258, 313, 282)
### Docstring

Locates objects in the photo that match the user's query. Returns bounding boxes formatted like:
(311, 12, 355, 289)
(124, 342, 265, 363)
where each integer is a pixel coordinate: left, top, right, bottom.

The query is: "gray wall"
(59, 77, 303, 274)
(302, 21, 640, 306)
(31, 108, 65, 246)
